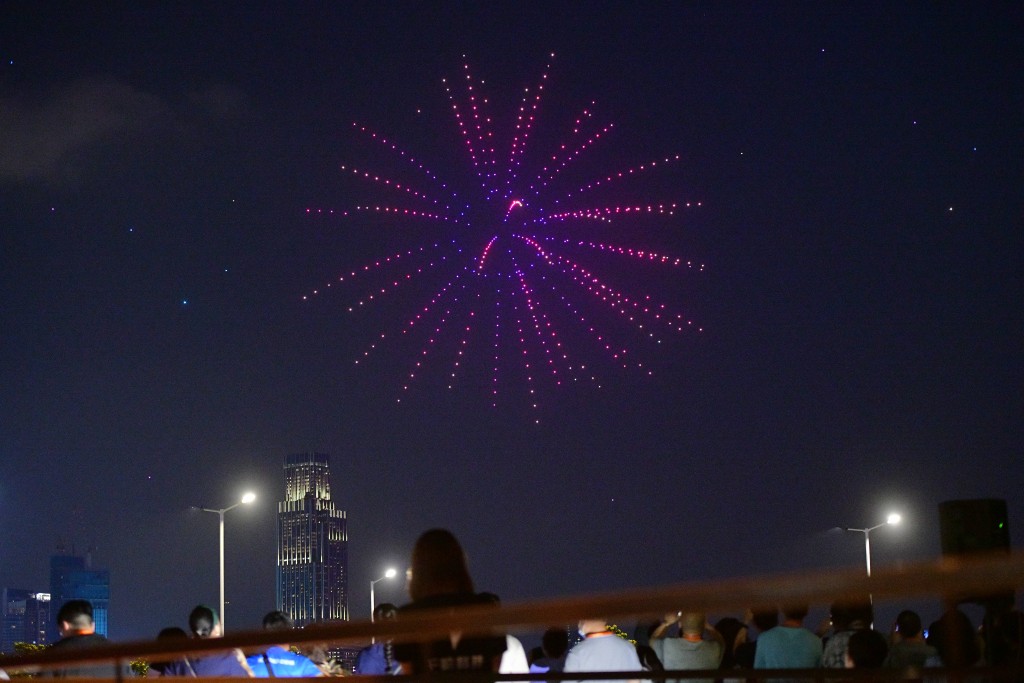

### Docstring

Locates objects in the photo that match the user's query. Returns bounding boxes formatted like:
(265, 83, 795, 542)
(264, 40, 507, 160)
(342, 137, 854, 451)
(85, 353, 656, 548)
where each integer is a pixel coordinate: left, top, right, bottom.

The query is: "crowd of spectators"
(9, 528, 1022, 679)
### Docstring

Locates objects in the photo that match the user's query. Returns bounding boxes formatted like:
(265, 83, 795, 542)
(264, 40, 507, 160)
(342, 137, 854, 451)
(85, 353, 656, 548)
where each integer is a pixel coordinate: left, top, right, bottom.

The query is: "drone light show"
(304, 54, 705, 418)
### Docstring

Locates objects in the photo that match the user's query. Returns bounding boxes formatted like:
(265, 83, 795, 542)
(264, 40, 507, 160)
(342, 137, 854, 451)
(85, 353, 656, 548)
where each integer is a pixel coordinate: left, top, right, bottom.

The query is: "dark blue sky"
(1, 2, 1021, 641)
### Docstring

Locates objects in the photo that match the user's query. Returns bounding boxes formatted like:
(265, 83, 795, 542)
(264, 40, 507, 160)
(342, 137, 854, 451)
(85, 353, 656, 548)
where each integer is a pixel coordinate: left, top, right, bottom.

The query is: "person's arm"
(649, 613, 679, 640)
(705, 622, 725, 648)
(233, 649, 256, 677)
(705, 622, 725, 666)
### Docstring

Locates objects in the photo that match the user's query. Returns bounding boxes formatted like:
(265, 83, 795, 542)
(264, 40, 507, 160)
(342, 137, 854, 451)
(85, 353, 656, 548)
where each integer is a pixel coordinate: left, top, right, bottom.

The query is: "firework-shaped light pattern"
(305, 54, 704, 420)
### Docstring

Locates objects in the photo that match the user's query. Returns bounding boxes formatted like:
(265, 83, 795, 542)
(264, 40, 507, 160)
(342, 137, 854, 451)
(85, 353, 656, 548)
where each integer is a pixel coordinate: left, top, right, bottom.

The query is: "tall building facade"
(1, 589, 50, 653)
(47, 552, 110, 642)
(276, 452, 348, 626)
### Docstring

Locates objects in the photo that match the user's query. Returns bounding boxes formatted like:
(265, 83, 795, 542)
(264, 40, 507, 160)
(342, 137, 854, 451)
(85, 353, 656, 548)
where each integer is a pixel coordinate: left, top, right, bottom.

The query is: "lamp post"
(201, 492, 256, 633)
(844, 512, 901, 576)
(370, 568, 398, 617)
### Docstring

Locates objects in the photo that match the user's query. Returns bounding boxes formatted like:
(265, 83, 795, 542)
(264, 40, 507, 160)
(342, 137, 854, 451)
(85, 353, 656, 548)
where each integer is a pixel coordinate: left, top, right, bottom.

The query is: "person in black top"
(394, 529, 506, 673)
(48, 600, 130, 679)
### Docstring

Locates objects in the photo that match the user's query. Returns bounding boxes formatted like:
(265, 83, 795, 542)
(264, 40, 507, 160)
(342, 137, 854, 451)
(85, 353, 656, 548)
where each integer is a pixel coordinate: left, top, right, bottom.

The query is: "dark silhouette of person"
(149, 626, 195, 677)
(47, 600, 130, 679)
(179, 605, 253, 676)
(927, 606, 981, 668)
(531, 627, 570, 674)
(394, 529, 506, 673)
(734, 608, 778, 669)
(355, 603, 400, 674)
(713, 617, 748, 670)
(821, 598, 873, 668)
(845, 629, 888, 668)
(883, 610, 937, 669)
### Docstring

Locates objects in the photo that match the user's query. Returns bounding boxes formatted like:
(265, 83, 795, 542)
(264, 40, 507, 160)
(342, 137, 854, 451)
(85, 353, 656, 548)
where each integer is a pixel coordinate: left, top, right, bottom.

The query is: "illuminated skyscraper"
(1, 589, 50, 653)
(276, 452, 349, 626)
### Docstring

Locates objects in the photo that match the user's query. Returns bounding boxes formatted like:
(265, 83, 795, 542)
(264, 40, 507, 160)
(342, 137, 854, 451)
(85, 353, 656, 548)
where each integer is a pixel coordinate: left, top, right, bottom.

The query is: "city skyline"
(1, 589, 49, 653)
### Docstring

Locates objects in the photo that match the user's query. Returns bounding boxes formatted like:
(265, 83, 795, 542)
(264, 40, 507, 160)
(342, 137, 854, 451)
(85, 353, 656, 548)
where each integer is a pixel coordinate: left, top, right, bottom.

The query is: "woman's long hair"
(407, 528, 475, 601)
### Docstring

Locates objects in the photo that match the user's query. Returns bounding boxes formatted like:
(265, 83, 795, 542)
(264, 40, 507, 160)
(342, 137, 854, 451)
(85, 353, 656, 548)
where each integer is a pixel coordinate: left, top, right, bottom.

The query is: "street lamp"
(844, 512, 901, 576)
(370, 568, 398, 617)
(201, 492, 256, 633)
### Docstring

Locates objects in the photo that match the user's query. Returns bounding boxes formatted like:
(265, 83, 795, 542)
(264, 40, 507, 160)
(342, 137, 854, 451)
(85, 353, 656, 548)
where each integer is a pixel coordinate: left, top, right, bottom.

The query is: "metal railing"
(1, 552, 1021, 680)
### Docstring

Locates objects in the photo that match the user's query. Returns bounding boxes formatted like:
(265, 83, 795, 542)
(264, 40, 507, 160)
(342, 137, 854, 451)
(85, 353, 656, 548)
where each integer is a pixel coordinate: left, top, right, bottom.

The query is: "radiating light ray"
(538, 236, 704, 270)
(517, 235, 699, 337)
(531, 272, 641, 373)
(556, 154, 684, 204)
(350, 205, 464, 225)
(339, 164, 451, 211)
(538, 204, 677, 224)
(344, 254, 455, 311)
(459, 60, 497, 177)
(509, 253, 571, 387)
(490, 290, 502, 407)
(359, 271, 465, 367)
(447, 299, 480, 389)
(505, 53, 556, 198)
(305, 208, 351, 216)
(505, 273, 541, 420)
(399, 281, 472, 396)
(444, 60, 499, 194)
(302, 242, 457, 300)
(352, 122, 461, 202)
(529, 116, 614, 200)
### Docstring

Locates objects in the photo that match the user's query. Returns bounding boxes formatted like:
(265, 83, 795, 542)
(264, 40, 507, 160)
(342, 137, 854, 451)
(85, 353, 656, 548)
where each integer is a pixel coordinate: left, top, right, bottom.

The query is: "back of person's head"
(714, 617, 747, 667)
(927, 608, 980, 667)
(188, 605, 219, 638)
(988, 609, 1023, 667)
(830, 598, 872, 630)
(56, 600, 94, 629)
(262, 610, 294, 631)
(846, 629, 888, 668)
(373, 602, 398, 622)
(847, 600, 874, 627)
(781, 604, 809, 622)
(751, 608, 779, 633)
(829, 600, 851, 630)
(408, 528, 474, 601)
(542, 626, 569, 658)
(680, 612, 706, 636)
(895, 610, 922, 639)
(157, 626, 189, 640)
(578, 618, 609, 636)
(150, 625, 190, 673)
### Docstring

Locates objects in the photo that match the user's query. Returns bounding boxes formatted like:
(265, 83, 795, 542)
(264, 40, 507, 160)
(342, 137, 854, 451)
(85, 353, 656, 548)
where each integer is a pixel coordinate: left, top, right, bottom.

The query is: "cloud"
(0, 76, 246, 187)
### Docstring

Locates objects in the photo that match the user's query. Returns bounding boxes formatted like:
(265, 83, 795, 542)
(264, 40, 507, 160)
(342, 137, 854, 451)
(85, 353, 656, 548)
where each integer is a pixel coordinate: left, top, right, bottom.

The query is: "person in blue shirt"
(178, 605, 254, 677)
(354, 603, 400, 675)
(246, 611, 324, 677)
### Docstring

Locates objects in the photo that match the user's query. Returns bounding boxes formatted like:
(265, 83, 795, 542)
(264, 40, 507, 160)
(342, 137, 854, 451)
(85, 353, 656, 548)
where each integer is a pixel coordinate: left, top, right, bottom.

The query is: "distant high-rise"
(1, 588, 50, 653)
(47, 552, 110, 642)
(276, 452, 349, 626)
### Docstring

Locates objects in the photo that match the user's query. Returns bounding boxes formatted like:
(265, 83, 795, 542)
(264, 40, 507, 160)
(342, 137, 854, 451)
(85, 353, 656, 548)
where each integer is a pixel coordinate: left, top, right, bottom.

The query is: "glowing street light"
(370, 568, 398, 617)
(200, 492, 256, 633)
(844, 512, 902, 576)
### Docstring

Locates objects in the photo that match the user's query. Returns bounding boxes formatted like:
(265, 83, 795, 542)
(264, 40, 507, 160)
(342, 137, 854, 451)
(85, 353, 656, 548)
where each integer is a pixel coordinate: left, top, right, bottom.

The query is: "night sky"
(1, 3, 1021, 642)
